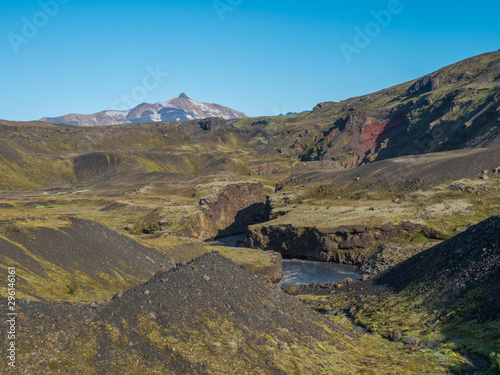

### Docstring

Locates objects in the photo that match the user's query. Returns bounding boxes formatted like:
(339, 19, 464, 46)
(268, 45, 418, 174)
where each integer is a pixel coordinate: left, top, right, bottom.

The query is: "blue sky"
(1, 0, 499, 121)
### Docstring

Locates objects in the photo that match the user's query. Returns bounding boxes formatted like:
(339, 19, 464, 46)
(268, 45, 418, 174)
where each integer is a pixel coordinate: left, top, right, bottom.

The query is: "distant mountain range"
(277, 111, 311, 116)
(40, 93, 248, 126)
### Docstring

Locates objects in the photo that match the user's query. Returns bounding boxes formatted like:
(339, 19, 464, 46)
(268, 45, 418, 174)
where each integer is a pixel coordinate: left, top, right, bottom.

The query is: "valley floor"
(0, 149, 499, 374)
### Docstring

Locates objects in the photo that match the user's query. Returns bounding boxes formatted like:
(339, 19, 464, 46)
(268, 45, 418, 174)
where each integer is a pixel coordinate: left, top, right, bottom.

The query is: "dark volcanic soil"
(376, 214, 500, 320)
(5, 253, 355, 374)
(0, 217, 175, 301)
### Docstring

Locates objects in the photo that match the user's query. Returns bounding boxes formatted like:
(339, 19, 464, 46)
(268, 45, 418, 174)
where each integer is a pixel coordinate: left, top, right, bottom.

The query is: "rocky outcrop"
(245, 222, 423, 264)
(406, 74, 440, 96)
(180, 117, 229, 131)
(197, 117, 227, 131)
(183, 182, 271, 240)
(298, 110, 404, 168)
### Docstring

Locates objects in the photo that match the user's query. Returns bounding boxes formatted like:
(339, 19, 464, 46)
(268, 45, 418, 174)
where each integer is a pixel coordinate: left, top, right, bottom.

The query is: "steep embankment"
(1, 253, 465, 374)
(376, 214, 500, 320)
(0, 217, 175, 302)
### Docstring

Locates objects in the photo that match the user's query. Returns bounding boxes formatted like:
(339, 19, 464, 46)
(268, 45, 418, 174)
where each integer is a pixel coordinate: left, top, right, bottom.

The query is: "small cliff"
(245, 222, 423, 264)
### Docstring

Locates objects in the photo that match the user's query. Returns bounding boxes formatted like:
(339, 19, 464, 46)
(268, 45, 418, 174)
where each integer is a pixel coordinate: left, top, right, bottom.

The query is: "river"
(279, 259, 361, 288)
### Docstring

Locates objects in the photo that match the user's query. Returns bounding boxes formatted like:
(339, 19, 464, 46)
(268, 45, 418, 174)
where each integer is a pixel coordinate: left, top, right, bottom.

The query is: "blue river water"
(279, 259, 361, 288)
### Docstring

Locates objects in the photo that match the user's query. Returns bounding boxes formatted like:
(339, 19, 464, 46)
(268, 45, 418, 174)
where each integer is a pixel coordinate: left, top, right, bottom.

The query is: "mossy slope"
(3, 253, 464, 374)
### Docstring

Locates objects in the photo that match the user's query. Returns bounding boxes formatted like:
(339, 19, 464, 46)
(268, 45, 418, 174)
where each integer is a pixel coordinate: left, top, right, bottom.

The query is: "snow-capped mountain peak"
(40, 93, 248, 126)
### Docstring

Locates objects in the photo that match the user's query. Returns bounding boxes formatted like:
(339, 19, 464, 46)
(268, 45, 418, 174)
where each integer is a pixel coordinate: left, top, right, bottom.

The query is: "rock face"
(406, 75, 440, 96)
(183, 182, 271, 240)
(197, 117, 227, 131)
(245, 222, 423, 264)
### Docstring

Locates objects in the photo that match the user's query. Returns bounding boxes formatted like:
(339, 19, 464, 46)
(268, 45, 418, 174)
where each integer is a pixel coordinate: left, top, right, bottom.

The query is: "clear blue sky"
(1, 0, 499, 121)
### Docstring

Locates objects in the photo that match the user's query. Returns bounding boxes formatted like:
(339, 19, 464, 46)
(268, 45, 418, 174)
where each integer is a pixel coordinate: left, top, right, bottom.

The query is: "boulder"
(391, 329, 402, 342)
(403, 337, 420, 346)
(421, 226, 450, 240)
(352, 326, 366, 335)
